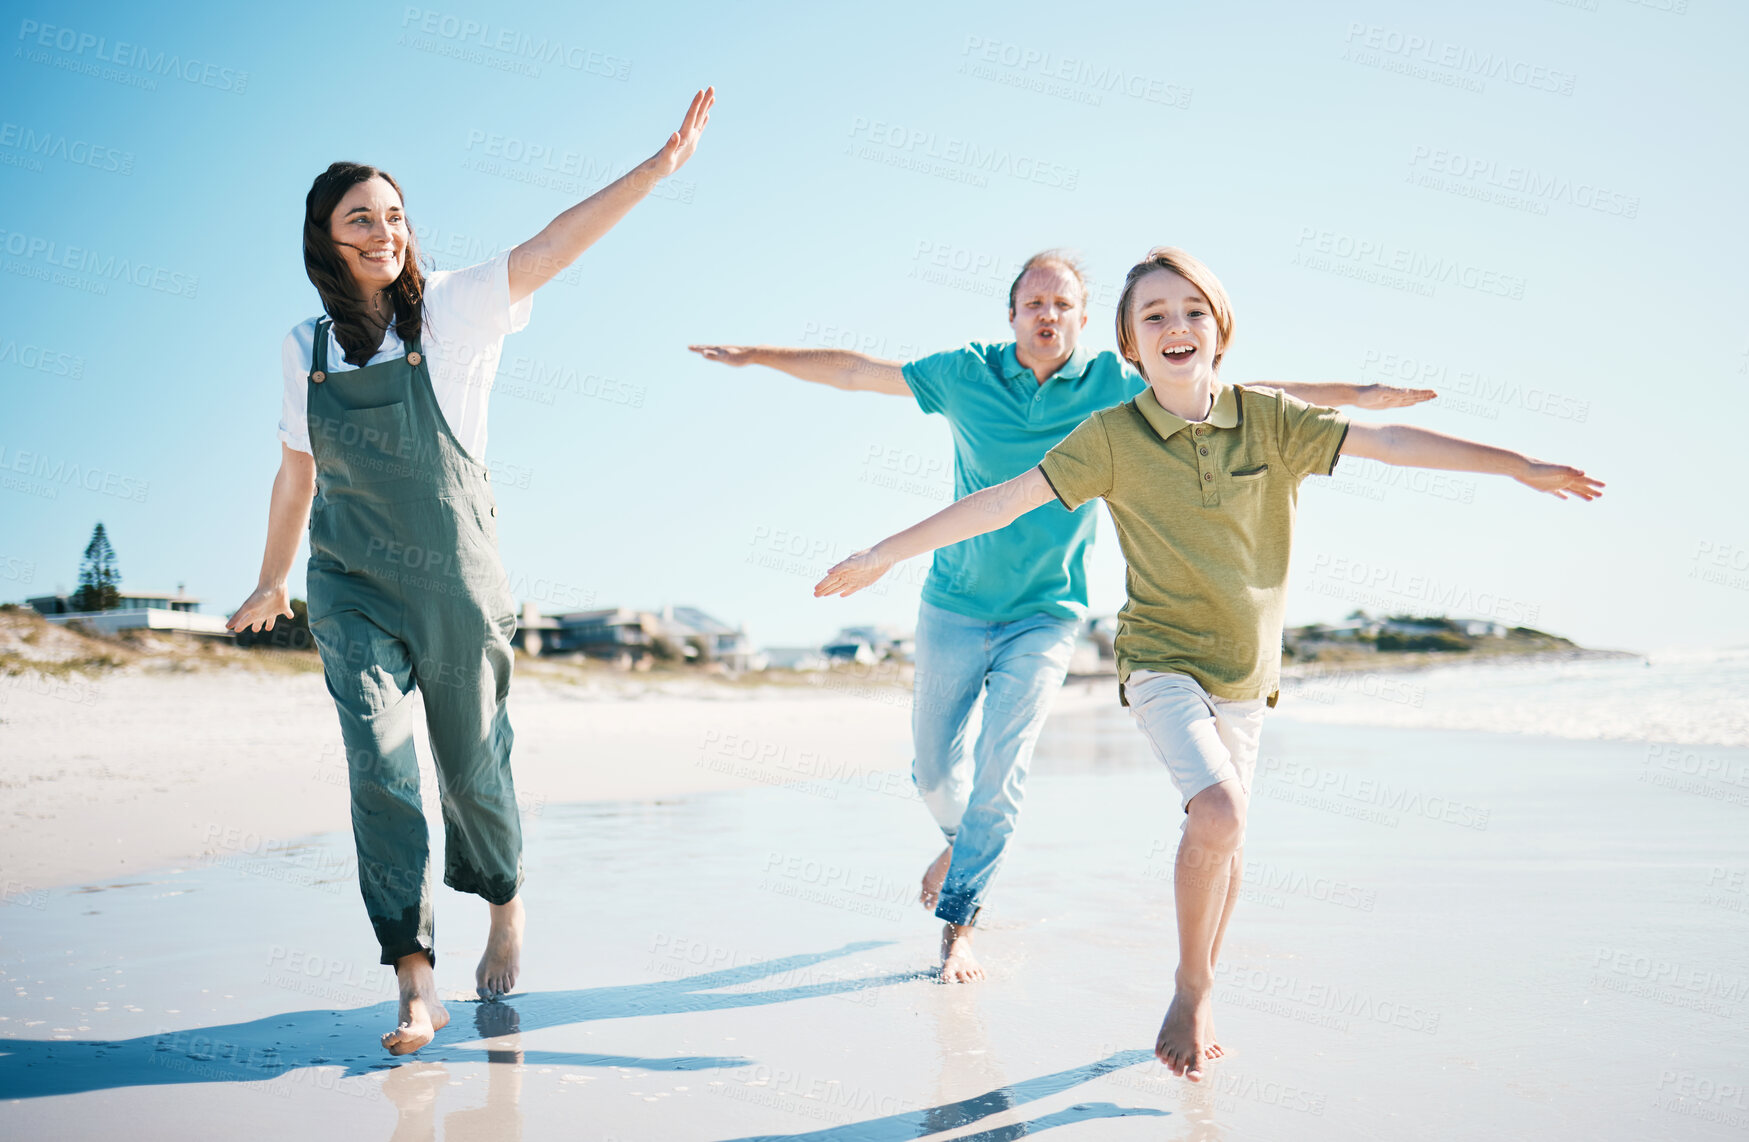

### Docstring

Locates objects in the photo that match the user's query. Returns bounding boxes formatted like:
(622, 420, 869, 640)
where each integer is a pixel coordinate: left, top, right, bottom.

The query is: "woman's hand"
(1515, 459, 1605, 501)
(639, 87, 715, 183)
(814, 546, 894, 598)
(227, 582, 293, 633)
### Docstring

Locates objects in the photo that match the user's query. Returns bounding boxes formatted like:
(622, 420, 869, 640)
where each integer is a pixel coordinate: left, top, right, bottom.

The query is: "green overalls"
(304, 317, 522, 966)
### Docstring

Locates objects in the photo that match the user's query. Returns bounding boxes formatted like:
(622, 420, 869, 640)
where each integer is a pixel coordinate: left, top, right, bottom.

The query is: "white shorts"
(1124, 670, 1268, 814)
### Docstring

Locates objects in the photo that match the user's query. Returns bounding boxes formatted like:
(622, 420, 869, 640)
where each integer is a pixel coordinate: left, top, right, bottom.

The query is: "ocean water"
(1273, 646, 1749, 748)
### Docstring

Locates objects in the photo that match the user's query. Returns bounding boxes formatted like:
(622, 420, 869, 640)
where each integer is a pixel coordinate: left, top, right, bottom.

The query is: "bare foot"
(1155, 982, 1216, 1082)
(383, 953, 450, 1056)
(938, 922, 986, 984)
(476, 896, 524, 1001)
(920, 846, 953, 911)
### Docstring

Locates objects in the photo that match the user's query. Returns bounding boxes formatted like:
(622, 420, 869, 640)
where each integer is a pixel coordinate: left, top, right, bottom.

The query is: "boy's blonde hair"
(1115, 247, 1236, 372)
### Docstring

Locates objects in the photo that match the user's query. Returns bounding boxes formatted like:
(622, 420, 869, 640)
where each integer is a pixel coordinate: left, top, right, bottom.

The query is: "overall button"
(406, 351, 422, 367)
(310, 371, 325, 384)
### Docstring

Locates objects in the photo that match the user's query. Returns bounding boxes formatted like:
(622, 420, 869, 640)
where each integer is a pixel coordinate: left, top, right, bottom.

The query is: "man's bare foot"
(476, 896, 524, 1001)
(383, 953, 450, 1056)
(1155, 982, 1216, 1082)
(938, 922, 986, 984)
(920, 846, 953, 910)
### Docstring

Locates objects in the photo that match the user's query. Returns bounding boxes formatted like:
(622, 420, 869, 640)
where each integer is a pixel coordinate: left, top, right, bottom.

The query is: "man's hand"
(815, 547, 894, 598)
(1515, 460, 1605, 501)
(1354, 383, 1438, 410)
(688, 344, 760, 367)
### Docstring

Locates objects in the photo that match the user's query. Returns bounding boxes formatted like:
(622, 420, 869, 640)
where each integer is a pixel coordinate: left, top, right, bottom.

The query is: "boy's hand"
(1355, 383, 1438, 409)
(815, 547, 894, 597)
(688, 344, 759, 367)
(1516, 460, 1605, 501)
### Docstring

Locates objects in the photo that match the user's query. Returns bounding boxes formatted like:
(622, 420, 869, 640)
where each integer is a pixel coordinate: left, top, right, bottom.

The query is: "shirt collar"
(1132, 382, 1241, 440)
(1000, 342, 1094, 385)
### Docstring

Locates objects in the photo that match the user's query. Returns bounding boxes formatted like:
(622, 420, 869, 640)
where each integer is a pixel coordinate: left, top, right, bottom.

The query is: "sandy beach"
(4, 651, 1748, 1140)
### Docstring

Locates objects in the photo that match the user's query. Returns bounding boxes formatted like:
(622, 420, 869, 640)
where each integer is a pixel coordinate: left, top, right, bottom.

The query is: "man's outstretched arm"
(689, 344, 911, 396)
(1254, 380, 1438, 410)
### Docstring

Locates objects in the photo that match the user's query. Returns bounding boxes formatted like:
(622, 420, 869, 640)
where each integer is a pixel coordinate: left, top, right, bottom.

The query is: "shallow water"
(2, 717, 1746, 1140)
(1272, 646, 1749, 749)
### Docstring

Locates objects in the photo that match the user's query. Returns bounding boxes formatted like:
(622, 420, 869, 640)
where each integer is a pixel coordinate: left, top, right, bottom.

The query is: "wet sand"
(3, 682, 1747, 1139)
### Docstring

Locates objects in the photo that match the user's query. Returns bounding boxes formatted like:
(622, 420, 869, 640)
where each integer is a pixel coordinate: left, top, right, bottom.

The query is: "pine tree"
(73, 523, 121, 612)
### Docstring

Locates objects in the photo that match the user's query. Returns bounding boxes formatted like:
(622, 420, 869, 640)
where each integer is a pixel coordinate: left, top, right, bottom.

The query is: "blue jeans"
(911, 600, 1080, 926)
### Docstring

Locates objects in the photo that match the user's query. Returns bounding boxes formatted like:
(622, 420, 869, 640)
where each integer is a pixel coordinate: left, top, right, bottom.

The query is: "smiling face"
(1008, 263, 1087, 372)
(1125, 268, 1221, 387)
(327, 176, 408, 295)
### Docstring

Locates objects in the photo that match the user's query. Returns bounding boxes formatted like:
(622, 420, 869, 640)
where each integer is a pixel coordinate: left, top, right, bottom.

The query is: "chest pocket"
(324, 401, 414, 486)
(1228, 462, 1270, 485)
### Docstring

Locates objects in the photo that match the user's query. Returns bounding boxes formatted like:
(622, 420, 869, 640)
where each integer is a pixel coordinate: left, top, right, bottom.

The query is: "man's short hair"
(1008, 249, 1089, 315)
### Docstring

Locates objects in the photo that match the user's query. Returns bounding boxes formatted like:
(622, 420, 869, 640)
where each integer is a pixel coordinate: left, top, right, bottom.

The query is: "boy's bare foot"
(938, 922, 986, 984)
(920, 846, 953, 910)
(1155, 982, 1216, 1082)
(476, 896, 524, 1001)
(383, 953, 450, 1055)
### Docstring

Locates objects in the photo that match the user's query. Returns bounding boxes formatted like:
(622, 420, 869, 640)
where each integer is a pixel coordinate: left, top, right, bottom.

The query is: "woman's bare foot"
(383, 953, 450, 1056)
(476, 896, 524, 1001)
(920, 846, 953, 910)
(1155, 981, 1216, 1081)
(938, 922, 986, 984)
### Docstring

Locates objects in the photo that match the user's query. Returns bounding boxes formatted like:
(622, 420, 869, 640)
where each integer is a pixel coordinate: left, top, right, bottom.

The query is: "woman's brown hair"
(302, 163, 427, 366)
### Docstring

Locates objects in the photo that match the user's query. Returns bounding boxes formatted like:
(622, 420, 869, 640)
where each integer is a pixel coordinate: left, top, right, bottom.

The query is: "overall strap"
(310, 318, 332, 379)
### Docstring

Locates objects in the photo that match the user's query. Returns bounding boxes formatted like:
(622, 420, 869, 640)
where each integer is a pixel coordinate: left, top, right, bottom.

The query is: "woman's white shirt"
(278, 250, 533, 462)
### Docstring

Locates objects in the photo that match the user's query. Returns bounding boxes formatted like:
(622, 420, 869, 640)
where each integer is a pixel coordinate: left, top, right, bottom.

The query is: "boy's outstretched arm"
(814, 469, 1058, 597)
(1259, 381, 1438, 410)
(1341, 423, 1604, 500)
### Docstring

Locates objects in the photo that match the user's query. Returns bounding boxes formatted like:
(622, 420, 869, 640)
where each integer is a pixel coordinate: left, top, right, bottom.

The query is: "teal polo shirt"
(902, 342, 1144, 623)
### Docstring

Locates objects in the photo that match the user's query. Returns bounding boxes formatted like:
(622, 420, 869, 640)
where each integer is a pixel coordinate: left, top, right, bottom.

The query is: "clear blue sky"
(2, 0, 1744, 654)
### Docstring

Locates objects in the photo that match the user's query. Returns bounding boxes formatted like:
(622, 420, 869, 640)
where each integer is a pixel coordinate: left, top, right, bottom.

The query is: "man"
(690, 250, 1433, 983)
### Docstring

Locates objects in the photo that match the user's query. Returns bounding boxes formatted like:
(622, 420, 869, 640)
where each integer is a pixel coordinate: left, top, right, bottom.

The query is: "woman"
(229, 88, 713, 1056)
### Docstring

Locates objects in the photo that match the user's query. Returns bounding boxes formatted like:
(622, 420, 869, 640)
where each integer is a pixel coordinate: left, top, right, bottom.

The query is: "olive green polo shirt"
(1037, 383, 1350, 705)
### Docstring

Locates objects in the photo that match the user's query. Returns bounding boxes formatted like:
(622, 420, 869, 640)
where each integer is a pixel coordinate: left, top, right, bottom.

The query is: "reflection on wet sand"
(924, 991, 1007, 1134)
(383, 1003, 525, 1142)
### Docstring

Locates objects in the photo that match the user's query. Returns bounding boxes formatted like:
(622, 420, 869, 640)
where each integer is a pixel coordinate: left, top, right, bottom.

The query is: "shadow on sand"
(0, 940, 905, 1099)
(714, 1050, 1167, 1141)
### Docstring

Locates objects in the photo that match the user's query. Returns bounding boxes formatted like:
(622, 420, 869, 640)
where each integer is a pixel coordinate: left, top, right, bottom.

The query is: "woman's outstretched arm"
(814, 468, 1059, 598)
(227, 445, 317, 632)
(508, 87, 714, 304)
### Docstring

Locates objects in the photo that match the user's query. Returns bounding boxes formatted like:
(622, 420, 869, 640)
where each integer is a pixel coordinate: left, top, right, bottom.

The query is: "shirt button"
(310, 371, 325, 384)
(1198, 446, 1209, 456)
(407, 351, 422, 367)
(1203, 472, 1213, 482)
